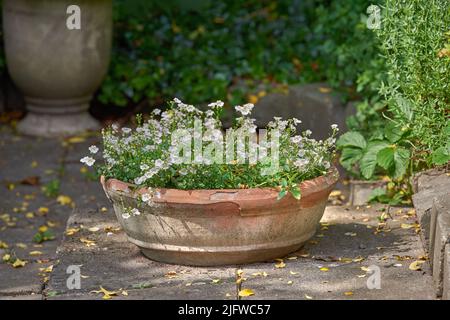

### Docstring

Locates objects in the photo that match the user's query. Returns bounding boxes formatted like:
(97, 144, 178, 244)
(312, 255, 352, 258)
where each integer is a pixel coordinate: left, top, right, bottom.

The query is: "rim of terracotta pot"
(100, 167, 339, 210)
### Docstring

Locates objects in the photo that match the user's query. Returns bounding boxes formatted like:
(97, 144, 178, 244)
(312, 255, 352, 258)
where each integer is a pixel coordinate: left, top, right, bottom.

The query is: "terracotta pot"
(101, 169, 339, 266)
(2, 0, 112, 137)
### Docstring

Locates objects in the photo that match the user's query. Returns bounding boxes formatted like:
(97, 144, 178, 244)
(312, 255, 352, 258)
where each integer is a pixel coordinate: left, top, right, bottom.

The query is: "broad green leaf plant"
(337, 0, 450, 203)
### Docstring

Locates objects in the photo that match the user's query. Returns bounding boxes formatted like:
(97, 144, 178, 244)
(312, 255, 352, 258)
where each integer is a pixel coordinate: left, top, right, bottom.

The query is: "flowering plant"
(82, 98, 338, 202)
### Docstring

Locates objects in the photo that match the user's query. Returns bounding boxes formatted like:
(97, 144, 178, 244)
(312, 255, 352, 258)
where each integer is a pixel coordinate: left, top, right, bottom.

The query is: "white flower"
(294, 158, 309, 168)
(80, 156, 95, 167)
(293, 118, 302, 125)
(235, 103, 254, 116)
(331, 124, 339, 130)
(173, 97, 182, 104)
(208, 100, 224, 109)
(122, 212, 131, 219)
(154, 159, 164, 168)
(141, 193, 152, 202)
(152, 108, 161, 115)
(186, 105, 196, 113)
(88, 145, 99, 154)
(290, 136, 302, 144)
(140, 164, 149, 171)
(131, 208, 141, 216)
(122, 127, 132, 134)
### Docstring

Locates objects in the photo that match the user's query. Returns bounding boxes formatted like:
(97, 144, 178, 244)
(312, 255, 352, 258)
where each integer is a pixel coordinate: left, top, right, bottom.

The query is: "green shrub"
(99, 0, 381, 107)
(337, 0, 450, 201)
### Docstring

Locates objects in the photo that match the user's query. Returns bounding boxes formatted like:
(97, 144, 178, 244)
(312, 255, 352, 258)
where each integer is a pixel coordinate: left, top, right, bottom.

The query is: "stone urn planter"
(100, 169, 338, 266)
(2, 0, 112, 137)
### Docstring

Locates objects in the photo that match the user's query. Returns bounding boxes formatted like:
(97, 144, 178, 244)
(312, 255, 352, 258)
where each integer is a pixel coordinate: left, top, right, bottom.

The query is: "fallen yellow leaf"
(2, 254, 11, 262)
(91, 286, 118, 300)
(344, 291, 354, 296)
(16, 243, 27, 249)
(305, 294, 313, 300)
(47, 221, 57, 228)
(88, 227, 100, 232)
(38, 225, 48, 233)
(57, 195, 73, 206)
(274, 259, 286, 269)
(29, 251, 43, 256)
(12, 259, 27, 268)
(409, 260, 425, 271)
(319, 87, 332, 93)
(80, 238, 96, 247)
(165, 271, 178, 279)
(238, 289, 255, 297)
(39, 265, 53, 273)
(66, 136, 86, 144)
(65, 227, 80, 236)
(320, 267, 329, 272)
(37, 207, 49, 215)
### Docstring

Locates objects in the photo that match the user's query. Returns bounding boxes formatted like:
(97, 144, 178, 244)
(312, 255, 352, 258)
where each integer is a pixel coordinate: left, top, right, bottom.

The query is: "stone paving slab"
(46, 204, 435, 300)
(0, 261, 52, 296)
(0, 127, 107, 299)
(239, 205, 434, 300)
(46, 208, 236, 299)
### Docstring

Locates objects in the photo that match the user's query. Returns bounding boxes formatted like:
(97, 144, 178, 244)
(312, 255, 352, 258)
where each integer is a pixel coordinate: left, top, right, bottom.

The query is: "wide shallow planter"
(2, 0, 112, 137)
(101, 169, 339, 266)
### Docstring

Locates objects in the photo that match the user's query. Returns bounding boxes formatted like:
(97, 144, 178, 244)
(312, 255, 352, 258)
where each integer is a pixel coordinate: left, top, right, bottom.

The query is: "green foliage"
(85, 99, 338, 200)
(41, 179, 60, 198)
(33, 229, 55, 243)
(99, 0, 381, 107)
(338, 0, 450, 183)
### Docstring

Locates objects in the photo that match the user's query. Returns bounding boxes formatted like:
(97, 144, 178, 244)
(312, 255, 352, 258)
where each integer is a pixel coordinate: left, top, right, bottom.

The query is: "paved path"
(0, 126, 436, 300)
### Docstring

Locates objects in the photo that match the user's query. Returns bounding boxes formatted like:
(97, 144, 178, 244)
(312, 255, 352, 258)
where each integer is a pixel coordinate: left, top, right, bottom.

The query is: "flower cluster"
(82, 98, 338, 206)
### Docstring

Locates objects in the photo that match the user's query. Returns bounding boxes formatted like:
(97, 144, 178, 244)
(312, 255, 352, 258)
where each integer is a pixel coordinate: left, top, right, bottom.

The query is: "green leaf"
(377, 147, 395, 170)
(290, 186, 301, 200)
(339, 147, 363, 171)
(432, 146, 450, 165)
(277, 189, 287, 200)
(384, 122, 403, 143)
(395, 96, 413, 121)
(444, 121, 450, 136)
(359, 141, 390, 179)
(336, 132, 367, 149)
(368, 187, 387, 203)
(393, 147, 410, 178)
